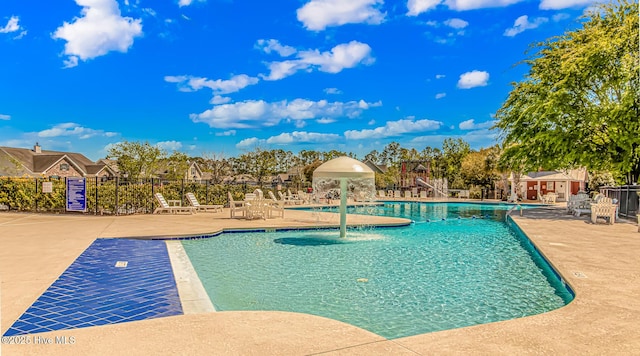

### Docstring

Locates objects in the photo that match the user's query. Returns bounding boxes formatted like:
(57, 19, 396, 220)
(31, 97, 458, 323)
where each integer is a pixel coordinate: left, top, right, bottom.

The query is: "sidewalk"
(1, 206, 639, 355)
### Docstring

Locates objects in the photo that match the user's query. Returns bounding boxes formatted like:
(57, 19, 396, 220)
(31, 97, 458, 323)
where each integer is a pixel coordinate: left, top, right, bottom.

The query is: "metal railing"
(600, 185, 639, 219)
(0, 176, 269, 215)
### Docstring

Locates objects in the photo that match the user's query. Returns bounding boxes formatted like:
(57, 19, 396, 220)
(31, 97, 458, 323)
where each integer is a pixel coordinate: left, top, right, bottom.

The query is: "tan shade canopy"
(313, 156, 375, 179)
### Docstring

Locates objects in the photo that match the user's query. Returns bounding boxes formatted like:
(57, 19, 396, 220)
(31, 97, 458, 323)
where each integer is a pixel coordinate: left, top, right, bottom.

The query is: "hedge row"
(0, 177, 258, 215)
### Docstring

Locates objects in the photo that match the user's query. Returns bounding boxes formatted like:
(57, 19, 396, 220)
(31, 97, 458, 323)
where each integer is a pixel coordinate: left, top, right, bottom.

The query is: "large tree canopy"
(495, 0, 639, 184)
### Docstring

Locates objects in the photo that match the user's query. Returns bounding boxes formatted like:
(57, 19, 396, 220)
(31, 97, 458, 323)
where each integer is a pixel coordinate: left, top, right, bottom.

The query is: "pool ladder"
(506, 203, 523, 221)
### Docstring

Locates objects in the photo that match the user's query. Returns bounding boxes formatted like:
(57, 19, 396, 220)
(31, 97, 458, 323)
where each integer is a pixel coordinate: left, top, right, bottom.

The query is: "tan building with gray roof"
(0, 143, 116, 178)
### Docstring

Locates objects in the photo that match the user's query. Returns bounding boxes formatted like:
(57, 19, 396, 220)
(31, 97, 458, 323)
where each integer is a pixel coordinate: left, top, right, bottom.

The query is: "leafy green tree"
(322, 150, 348, 161)
(421, 146, 445, 178)
(381, 142, 401, 166)
(107, 141, 165, 179)
(495, 0, 639, 184)
(162, 151, 190, 181)
(460, 146, 501, 198)
(274, 149, 294, 173)
(298, 150, 321, 166)
(237, 148, 277, 187)
(442, 138, 471, 188)
(400, 147, 421, 162)
(303, 160, 323, 183)
(364, 149, 381, 163)
(201, 152, 231, 184)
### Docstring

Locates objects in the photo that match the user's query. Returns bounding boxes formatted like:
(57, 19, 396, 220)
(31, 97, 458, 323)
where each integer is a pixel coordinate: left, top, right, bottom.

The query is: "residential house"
(509, 168, 588, 201)
(0, 144, 116, 178)
(154, 160, 206, 181)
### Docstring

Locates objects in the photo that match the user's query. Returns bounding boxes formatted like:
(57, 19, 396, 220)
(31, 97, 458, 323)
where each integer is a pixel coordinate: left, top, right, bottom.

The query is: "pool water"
(182, 202, 572, 339)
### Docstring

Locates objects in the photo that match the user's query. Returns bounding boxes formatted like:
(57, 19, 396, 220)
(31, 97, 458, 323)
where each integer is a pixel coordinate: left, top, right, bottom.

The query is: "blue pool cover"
(3, 238, 182, 336)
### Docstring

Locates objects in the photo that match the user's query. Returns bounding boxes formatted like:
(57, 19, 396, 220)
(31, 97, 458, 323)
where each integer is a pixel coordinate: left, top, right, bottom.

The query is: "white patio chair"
(185, 192, 222, 212)
(153, 193, 195, 214)
(267, 191, 285, 218)
(590, 200, 616, 224)
(228, 192, 246, 218)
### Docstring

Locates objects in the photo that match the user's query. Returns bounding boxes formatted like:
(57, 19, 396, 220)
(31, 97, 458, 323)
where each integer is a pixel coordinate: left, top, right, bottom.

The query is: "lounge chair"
(153, 193, 195, 214)
(297, 190, 310, 204)
(267, 191, 285, 218)
(590, 198, 616, 224)
(228, 192, 246, 218)
(567, 193, 590, 214)
(278, 191, 303, 205)
(244, 200, 267, 219)
(185, 192, 223, 213)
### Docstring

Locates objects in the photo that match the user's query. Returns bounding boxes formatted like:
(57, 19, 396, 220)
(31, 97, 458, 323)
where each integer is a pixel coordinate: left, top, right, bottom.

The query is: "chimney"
(34, 142, 41, 153)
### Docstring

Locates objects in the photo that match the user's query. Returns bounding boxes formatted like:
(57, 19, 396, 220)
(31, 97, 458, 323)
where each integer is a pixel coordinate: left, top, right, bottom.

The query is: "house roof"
(414, 164, 428, 172)
(363, 160, 387, 174)
(0, 146, 109, 177)
(513, 168, 588, 182)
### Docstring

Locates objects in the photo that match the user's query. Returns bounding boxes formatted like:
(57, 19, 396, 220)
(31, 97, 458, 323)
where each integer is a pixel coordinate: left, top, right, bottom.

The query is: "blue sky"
(1, 0, 595, 161)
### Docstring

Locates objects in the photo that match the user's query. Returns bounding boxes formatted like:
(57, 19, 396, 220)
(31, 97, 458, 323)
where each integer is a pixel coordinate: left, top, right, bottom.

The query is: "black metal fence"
(0, 177, 262, 215)
(600, 185, 639, 219)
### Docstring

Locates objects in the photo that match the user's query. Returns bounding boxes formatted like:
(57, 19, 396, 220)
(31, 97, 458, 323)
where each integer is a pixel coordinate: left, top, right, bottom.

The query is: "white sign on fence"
(42, 181, 53, 193)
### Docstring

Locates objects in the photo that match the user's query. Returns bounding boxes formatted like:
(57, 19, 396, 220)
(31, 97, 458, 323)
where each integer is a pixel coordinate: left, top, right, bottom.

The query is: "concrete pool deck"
(1, 204, 639, 355)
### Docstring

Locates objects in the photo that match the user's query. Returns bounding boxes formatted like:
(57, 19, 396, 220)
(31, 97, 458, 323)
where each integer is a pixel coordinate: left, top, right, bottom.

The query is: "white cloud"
(317, 118, 337, 124)
(435, 93, 446, 99)
(266, 131, 341, 144)
(297, 0, 385, 31)
(63, 56, 79, 68)
(179, 0, 206, 7)
(459, 118, 496, 130)
(191, 98, 381, 129)
(0, 114, 10, 120)
(407, 0, 442, 16)
(444, 0, 523, 11)
(156, 140, 182, 151)
(236, 137, 261, 148)
(0, 16, 21, 33)
(435, 74, 446, 79)
(236, 131, 341, 149)
(255, 39, 296, 57)
(37, 123, 118, 139)
(504, 15, 548, 36)
(165, 74, 259, 95)
(540, 0, 591, 10)
(211, 95, 231, 105)
(215, 130, 236, 136)
(444, 18, 468, 29)
(13, 30, 27, 40)
(344, 118, 442, 139)
(368, 119, 376, 125)
(552, 13, 571, 21)
(52, 0, 143, 68)
(457, 70, 489, 89)
(141, 8, 157, 17)
(262, 40, 374, 81)
(410, 129, 498, 149)
(324, 87, 343, 95)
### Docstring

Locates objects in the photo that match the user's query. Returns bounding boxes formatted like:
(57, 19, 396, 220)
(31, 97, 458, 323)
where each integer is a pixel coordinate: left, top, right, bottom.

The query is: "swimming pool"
(182, 202, 573, 339)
